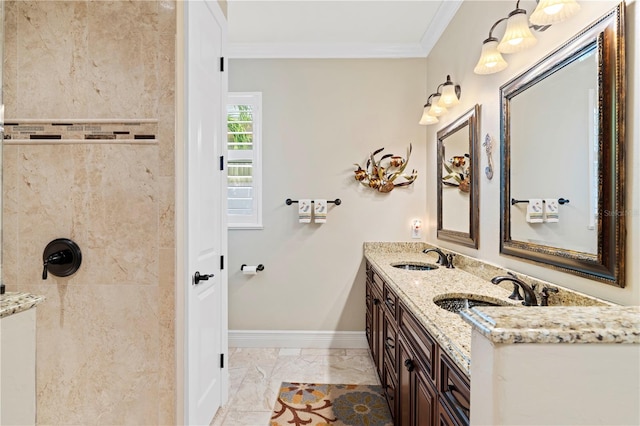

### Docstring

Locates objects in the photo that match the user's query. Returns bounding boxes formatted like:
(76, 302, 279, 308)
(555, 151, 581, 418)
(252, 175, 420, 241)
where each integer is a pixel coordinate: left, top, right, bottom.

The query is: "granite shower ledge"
(0, 292, 46, 318)
(460, 305, 640, 344)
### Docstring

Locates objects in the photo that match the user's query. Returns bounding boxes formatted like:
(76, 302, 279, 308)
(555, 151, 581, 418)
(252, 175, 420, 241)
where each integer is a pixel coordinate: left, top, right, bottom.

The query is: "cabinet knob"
(404, 359, 415, 372)
(385, 337, 395, 350)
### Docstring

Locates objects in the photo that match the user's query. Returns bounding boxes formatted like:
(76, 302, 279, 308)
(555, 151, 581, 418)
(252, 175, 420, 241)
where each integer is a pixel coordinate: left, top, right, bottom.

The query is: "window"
(227, 92, 262, 228)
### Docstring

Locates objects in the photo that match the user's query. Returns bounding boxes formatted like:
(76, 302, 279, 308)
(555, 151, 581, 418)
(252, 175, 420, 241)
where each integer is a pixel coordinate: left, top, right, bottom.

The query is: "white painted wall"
(426, 0, 639, 305)
(228, 59, 427, 331)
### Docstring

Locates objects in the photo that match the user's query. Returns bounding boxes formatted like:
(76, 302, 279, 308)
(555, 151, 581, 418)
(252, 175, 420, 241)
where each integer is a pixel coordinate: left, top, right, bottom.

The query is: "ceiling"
(227, 0, 463, 58)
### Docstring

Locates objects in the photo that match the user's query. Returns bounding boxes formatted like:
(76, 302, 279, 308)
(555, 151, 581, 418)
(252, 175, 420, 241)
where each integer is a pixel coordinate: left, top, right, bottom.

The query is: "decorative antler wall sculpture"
(442, 153, 471, 193)
(353, 144, 417, 193)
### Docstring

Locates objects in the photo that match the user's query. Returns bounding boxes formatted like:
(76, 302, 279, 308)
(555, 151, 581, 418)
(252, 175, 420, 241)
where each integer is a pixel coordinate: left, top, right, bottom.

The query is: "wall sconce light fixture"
(474, 0, 580, 75)
(419, 98, 439, 125)
(474, 18, 509, 75)
(418, 76, 461, 126)
(498, 6, 538, 53)
(530, 0, 580, 25)
(438, 75, 461, 107)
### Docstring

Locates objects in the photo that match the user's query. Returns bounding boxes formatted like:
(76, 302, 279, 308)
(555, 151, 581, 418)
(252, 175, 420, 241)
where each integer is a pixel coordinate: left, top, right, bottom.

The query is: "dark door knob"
(193, 271, 214, 285)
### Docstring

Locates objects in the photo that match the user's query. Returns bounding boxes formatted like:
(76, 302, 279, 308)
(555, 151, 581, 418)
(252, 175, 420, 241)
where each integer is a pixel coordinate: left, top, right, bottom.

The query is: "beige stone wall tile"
(85, 1, 159, 118)
(158, 32, 176, 177)
(159, 176, 175, 249)
(3, 1, 18, 118)
(158, 115, 176, 178)
(158, 1, 177, 35)
(3, 1, 177, 422)
(158, 389, 177, 426)
(15, 1, 90, 118)
(158, 251, 175, 382)
(158, 249, 176, 422)
(15, 145, 89, 285)
(2, 146, 20, 289)
(84, 144, 159, 285)
(24, 283, 160, 425)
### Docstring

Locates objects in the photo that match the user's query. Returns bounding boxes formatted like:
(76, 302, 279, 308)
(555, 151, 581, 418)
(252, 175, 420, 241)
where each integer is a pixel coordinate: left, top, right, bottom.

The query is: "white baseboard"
(229, 330, 368, 349)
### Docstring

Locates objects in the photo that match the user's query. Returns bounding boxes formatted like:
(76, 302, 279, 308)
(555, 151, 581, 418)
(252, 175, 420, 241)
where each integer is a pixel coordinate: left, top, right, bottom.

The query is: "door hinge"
(219, 155, 224, 171)
(220, 353, 225, 369)
(220, 57, 224, 72)
(220, 255, 224, 270)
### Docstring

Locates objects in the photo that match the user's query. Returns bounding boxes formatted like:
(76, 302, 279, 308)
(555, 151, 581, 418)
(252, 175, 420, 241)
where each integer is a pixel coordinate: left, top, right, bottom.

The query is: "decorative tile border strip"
(2, 119, 159, 145)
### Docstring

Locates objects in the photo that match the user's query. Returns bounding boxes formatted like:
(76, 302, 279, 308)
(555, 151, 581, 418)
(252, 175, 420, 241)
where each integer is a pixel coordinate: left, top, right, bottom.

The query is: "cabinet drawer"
(371, 269, 384, 293)
(383, 318, 397, 372)
(439, 353, 470, 426)
(398, 302, 436, 383)
(383, 283, 398, 319)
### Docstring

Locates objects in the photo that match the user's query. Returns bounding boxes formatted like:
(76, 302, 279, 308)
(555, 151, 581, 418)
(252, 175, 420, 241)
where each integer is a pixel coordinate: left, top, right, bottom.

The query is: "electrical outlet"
(411, 219, 422, 239)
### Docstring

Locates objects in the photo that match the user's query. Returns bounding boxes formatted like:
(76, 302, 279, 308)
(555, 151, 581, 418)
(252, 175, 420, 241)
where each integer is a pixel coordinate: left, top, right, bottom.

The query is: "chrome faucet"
(423, 248, 450, 267)
(490, 273, 538, 306)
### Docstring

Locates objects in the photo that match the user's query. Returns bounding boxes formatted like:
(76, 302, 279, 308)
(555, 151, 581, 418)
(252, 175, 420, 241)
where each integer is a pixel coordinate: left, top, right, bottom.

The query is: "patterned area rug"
(270, 382, 393, 426)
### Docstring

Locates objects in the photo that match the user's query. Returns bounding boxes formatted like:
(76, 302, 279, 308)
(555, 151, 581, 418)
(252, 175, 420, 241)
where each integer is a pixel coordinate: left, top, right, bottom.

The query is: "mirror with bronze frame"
(500, 3, 625, 287)
(437, 104, 480, 248)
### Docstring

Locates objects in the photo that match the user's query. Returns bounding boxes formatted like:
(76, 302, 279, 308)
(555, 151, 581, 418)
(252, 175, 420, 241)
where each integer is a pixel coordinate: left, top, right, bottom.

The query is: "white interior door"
(185, 1, 228, 424)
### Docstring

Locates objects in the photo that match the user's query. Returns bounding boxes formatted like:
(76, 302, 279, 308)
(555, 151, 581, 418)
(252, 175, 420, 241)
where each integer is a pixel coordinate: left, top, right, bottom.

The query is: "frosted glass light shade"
(438, 83, 460, 107)
(474, 38, 508, 75)
(429, 95, 447, 117)
(498, 9, 537, 54)
(419, 106, 438, 125)
(530, 0, 581, 25)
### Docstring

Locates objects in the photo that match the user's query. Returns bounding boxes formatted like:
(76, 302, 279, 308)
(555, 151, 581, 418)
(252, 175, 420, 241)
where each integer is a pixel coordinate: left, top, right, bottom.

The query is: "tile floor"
(210, 347, 380, 425)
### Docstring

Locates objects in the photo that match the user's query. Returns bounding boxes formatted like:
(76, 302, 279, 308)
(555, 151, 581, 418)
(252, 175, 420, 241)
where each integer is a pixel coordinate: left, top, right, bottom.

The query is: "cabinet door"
(398, 335, 413, 426)
(437, 399, 460, 426)
(370, 285, 384, 377)
(398, 335, 437, 426)
(440, 352, 470, 425)
(415, 369, 437, 426)
(383, 359, 397, 419)
(366, 283, 373, 352)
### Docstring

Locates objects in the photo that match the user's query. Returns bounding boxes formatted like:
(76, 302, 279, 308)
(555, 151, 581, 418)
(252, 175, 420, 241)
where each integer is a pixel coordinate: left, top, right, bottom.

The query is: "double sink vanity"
(393, 5, 639, 424)
(364, 242, 639, 426)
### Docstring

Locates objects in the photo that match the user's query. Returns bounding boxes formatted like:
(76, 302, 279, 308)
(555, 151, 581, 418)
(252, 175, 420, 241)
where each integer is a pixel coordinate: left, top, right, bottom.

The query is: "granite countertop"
(364, 243, 521, 377)
(0, 292, 46, 318)
(461, 305, 640, 344)
(363, 242, 639, 379)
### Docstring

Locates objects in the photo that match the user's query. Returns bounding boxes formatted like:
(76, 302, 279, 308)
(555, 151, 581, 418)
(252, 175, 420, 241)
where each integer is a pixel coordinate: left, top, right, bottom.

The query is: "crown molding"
(227, 0, 462, 59)
(227, 42, 429, 59)
(419, 0, 463, 55)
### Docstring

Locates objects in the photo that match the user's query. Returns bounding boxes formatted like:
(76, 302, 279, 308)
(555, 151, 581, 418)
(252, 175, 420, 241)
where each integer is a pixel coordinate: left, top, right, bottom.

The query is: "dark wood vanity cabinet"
(365, 262, 471, 426)
(366, 265, 385, 376)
